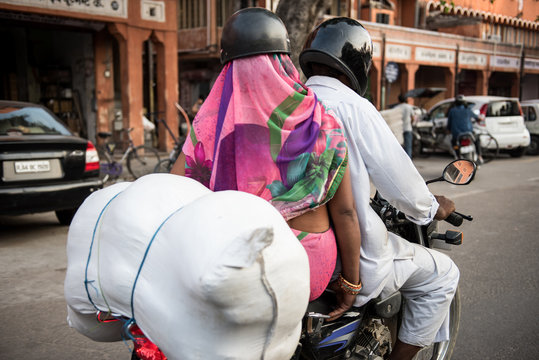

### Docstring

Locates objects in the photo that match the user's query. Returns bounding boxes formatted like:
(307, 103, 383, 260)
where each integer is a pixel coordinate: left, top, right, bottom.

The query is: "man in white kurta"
(306, 75, 460, 348)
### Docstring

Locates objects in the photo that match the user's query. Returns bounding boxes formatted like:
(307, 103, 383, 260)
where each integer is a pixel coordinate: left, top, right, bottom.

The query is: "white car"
(425, 96, 530, 157)
(521, 99, 539, 155)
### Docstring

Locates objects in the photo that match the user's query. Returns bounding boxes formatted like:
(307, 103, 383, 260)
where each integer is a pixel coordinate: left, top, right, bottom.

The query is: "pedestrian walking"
(394, 94, 416, 158)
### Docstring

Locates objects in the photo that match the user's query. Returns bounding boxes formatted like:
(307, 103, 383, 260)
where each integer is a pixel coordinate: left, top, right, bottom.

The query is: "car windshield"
(0, 106, 71, 136)
(487, 100, 520, 117)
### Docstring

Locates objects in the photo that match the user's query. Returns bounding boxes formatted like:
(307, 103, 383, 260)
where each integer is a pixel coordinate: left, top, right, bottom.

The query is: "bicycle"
(153, 120, 185, 173)
(152, 103, 190, 173)
(97, 128, 161, 183)
(475, 129, 499, 163)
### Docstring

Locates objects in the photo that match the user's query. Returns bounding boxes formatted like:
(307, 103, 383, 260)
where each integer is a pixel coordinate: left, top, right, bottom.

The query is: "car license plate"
(14, 160, 51, 174)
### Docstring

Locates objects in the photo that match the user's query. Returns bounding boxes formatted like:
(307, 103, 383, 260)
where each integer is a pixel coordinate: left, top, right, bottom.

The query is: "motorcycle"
(127, 160, 476, 360)
(453, 132, 478, 162)
(292, 159, 476, 360)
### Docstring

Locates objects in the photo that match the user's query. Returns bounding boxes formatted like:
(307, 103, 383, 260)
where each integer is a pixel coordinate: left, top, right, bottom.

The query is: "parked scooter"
(292, 159, 476, 360)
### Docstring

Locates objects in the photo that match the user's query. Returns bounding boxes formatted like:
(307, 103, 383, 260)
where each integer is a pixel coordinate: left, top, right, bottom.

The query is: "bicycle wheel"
(97, 148, 119, 184)
(478, 133, 499, 163)
(127, 145, 161, 179)
(153, 159, 174, 173)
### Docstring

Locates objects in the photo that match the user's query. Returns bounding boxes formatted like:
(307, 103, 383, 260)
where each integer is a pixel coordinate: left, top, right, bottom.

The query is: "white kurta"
(306, 76, 459, 346)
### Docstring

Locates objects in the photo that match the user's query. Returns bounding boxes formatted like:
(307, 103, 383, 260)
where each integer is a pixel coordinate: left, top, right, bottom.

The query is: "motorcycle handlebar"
(445, 212, 463, 226)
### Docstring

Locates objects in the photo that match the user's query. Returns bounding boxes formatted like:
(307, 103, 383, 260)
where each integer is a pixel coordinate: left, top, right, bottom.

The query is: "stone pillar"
(349, 0, 359, 18)
(511, 72, 519, 97)
(109, 23, 151, 148)
(152, 30, 179, 152)
(445, 67, 455, 98)
(371, 60, 382, 109)
(94, 30, 115, 146)
(404, 63, 419, 103)
(479, 70, 489, 95)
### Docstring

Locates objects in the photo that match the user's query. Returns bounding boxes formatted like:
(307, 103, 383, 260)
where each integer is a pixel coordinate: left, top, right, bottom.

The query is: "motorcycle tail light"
(460, 138, 472, 146)
(478, 104, 488, 126)
(85, 141, 100, 172)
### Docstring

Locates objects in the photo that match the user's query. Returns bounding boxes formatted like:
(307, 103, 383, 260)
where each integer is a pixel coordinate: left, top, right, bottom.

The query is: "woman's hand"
(327, 280, 356, 321)
(326, 167, 361, 321)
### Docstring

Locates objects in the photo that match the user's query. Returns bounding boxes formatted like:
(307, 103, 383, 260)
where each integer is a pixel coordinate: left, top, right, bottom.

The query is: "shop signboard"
(415, 47, 455, 63)
(386, 44, 411, 61)
(0, 0, 127, 18)
(524, 58, 539, 71)
(490, 55, 520, 69)
(458, 52, 488, 67)
(372, 42, 381, 59)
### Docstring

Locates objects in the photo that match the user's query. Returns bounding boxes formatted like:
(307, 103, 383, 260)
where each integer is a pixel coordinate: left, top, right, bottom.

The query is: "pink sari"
(182, 54, 347, 300)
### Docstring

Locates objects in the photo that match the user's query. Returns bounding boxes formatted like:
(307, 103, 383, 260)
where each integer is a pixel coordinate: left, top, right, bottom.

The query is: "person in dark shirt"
(447, 95, 478, 145)
(446, 95, 483, 163)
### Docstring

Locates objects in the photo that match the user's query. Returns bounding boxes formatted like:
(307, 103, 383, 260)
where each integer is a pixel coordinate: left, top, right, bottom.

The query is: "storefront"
(0, 0, 179, 151)
(366, 22, 539, 111)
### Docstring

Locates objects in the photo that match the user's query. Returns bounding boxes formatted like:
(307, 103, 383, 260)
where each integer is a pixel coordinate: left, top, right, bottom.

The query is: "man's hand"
(434, 195, 456, 220)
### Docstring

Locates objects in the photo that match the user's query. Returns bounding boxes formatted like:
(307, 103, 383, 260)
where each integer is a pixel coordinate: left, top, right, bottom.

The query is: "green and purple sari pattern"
(182, 54, 347, 221)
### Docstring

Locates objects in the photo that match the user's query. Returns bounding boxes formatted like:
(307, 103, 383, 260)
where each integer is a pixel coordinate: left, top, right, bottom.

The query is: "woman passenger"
(171, 8, 362, 319)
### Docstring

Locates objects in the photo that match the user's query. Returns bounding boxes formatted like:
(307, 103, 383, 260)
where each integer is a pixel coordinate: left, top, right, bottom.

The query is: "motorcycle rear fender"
(459, 145, 475, 154)
(373, 291, 402, 319)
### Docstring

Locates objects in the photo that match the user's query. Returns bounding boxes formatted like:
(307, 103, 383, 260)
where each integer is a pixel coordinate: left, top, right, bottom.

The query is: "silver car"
(426, 96, 530, 157)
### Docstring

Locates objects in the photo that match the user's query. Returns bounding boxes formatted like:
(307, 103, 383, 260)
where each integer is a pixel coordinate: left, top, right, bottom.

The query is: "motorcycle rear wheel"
(412, 287, 461, 360)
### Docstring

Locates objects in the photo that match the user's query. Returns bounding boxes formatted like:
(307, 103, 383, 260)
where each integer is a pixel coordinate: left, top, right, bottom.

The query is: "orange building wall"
(400, 0, 418, 27)
(429, 0, 539, 22)
(1, 0, 179, 150)
(439, 23, 482, 38)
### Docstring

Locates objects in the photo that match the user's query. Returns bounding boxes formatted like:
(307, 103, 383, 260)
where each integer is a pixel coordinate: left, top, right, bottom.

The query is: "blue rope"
(129, 206, 185, 319)
(82, 191, 184, 345)
(84, 192, 123, 311)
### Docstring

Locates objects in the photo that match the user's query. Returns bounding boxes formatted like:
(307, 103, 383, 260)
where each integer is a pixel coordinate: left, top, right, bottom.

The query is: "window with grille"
(178, 0, 207, 29)
(376, 13, 390, 24)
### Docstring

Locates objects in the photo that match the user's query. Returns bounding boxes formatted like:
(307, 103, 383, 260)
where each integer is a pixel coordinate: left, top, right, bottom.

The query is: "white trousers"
(380, 243, 460, 347)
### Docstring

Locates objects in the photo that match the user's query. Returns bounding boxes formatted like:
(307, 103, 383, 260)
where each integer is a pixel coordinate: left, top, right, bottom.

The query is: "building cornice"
(424, 0, 538, 30)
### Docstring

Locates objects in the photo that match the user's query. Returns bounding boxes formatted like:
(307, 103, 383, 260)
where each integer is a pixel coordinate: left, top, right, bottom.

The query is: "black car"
(0, 100, 102, 224)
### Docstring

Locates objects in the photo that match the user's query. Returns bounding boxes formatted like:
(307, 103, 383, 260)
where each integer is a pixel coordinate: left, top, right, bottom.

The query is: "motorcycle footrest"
(431, 230, 463, 245)
(373, 291, 401, 318)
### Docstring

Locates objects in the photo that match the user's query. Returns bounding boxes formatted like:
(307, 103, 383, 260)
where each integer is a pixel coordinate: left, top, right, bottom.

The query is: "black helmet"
(220, 7, 291, 64)
(299, 17, 373, 96)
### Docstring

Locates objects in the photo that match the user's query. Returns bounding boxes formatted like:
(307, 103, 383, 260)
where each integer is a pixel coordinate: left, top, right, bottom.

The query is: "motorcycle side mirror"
(426, 159, 477, 185)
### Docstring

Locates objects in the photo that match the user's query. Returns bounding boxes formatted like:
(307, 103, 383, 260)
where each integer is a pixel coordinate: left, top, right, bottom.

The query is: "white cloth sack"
(380, 107, 404, 145)
(64, 174, 310, 359)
